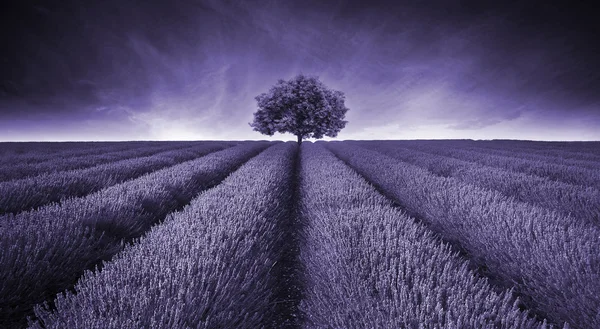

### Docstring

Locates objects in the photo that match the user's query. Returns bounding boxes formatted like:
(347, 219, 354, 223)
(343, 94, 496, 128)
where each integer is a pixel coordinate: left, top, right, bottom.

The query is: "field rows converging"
(29, 142, 298, 329)
(395, 141, 600, 189)
(0, 142, 115, 158)
(324, 141, 600, 329)
(298, 143, 547, 328)
(0, 142, 232, 215)
(382, 139, 600, 166)
(0, 141, 224, 182)
(0, 141, 184, 166)
(471, 144, 600, 163)
(0, 141, 274, 328)
(464, 146, 600, 170)
(353, 141, 600, 225)
(386, 139, 600, 170)
(445, 140, 599, 161)
(1, 140, 598, 328)
(453, 140, 600, 158)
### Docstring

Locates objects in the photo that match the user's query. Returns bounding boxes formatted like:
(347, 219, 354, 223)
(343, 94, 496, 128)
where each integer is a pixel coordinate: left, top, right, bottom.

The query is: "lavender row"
(419, 139, 600, 169)
(0, 141, 116, 157)
(0, 141, 183, 166)
(0, 142, 212, 182)
(469, 140, 600, 155)
(384, 140, 600, 164)
(0, 143, 229, 215)
(470, 141, 600, 162)
(355, 142, 600, 225)
(0, 142, 272, 328)
(29, 142, 296, 329)
(391, 141, 600, 190)
(463, 146, 600, 170)
(299, 143, 549, 328)
(325, 142, 600, 329)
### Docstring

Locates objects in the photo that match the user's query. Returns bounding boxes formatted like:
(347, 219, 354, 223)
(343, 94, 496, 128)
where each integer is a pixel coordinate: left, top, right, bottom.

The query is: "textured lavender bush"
(355, 141, 600, 225)
(298, 143, 551, 329)
(464, 145, 600, 170)
(325, 142, 600, 329)
(0, 142, 272, 328)
(29, 142, 296, 329)
(473, 140, 600, 158)
(0, 141, 106, 157)
(363, 139, 600, 170)
(446, 140, 600, 163)
(0, 141, 206, 182)
(250, 74, 348, 144)
(396, 141, 600, 189)
(0, 142, 230, 215)
(0, 141, 172, 166)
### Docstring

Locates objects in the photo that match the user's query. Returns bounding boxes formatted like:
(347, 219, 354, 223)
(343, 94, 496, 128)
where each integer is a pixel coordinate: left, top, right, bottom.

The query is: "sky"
(0, 0, 599, 141)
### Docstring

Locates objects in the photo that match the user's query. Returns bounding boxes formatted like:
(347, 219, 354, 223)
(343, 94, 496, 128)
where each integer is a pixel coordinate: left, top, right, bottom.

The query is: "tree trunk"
(297, 135, 302, 145)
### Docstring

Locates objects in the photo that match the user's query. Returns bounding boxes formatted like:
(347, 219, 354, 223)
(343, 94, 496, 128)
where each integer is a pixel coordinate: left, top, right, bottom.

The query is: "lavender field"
(0, 140, 599, 329)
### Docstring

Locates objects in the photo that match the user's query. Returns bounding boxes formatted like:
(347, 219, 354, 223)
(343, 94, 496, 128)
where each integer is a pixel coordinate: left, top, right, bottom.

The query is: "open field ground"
(0, 140, 599, 328)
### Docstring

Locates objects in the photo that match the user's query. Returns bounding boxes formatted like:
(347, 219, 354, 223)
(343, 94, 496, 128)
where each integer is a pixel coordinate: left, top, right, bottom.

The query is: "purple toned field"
(0, 140, 599, 329)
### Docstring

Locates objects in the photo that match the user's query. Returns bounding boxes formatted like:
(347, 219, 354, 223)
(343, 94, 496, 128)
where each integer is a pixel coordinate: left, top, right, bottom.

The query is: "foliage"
(249, 74, 349, 142)
(355, 140, 600, 225)
(326, 141, 600, 329)
(0, 143, 227, 215)
(0, 142, 272, 328)
(400, 140, 600, 189)
(0, 142, 197, 182)
(299, 143, 546, 328)
(30, 143, 295, 329)
(0, 140, 598, 328)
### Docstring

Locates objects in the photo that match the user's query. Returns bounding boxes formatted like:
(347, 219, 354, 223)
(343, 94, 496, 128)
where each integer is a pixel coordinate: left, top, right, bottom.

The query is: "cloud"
(1, 0, 599, 141)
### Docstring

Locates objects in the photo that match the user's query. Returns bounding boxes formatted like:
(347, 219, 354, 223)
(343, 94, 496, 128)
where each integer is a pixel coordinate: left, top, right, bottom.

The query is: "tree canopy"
(249, 74, 349, 144)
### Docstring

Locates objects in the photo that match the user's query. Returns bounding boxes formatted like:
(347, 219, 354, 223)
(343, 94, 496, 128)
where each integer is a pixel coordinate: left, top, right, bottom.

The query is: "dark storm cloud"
(0, 0, 598, 140)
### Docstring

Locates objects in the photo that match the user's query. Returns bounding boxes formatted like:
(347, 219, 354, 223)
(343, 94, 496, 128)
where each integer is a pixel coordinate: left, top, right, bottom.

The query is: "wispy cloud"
(0, 0, 598, 141)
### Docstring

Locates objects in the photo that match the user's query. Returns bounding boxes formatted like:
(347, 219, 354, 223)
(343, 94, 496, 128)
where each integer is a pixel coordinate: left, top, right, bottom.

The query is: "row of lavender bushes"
(460, 140, 600, 159)
(0, 141, 215, 182)
(0, 142, 273, 328)
(29, 142, 296, 329)
(471, 141, 600, 162)
(394, 140, 600, 189)
(0, 142, 229, 215)
(464, 145, 600, 170)
(0, 141, 115, 157)
(0, 141, 177, 165)
(299, 143, 554, 328)
(325, 141, 600, 329)
(354, 141, 600, 225)
(374, 139, 600, 170)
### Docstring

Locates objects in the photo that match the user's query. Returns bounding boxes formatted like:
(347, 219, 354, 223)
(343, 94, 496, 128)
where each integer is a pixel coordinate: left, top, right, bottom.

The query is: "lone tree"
(249, 74, 349, 144)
